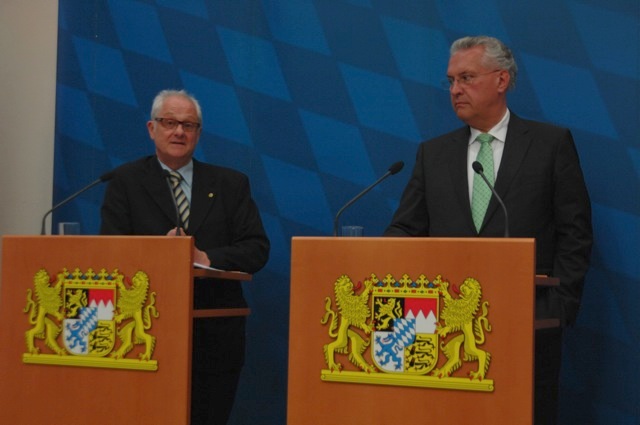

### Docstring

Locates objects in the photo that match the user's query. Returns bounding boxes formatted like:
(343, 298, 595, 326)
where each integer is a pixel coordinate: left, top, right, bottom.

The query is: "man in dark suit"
(101, 89, 270, 425)
(385, 36, 592, 424)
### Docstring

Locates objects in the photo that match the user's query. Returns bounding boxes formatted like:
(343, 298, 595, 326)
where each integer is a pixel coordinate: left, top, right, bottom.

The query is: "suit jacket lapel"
(495, 114, 531, 194)
(142, 157, 187, 230)
(189, 159, 218, 235)
(484, 114, 532, 225)
(448, 127, 477, 233)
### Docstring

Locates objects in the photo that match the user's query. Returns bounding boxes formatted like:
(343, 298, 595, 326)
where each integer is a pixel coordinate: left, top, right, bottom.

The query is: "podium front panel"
(288, 237, 536, 424)
(0, 236, 194, 425)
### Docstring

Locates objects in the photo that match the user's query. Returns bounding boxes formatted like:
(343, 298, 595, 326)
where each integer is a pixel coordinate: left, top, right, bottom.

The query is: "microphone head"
(99, 171, 116, 182)
(472, 161, 484, 174)
(388, 161, 404, 175)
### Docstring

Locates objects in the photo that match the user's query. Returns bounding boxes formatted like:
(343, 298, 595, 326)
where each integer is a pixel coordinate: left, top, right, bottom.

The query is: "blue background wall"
(53, 1, 639, 423)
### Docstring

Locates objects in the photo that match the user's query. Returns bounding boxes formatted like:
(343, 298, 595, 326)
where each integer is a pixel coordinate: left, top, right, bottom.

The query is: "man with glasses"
(385, 36, 592, 424)
(101, 89, 270, 424)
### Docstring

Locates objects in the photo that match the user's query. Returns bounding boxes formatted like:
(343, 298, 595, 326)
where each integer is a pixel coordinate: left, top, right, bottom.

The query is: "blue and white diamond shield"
(372, 296, 438, 374)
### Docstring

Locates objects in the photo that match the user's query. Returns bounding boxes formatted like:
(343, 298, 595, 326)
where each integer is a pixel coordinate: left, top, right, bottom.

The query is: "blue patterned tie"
(471, 133, 495, 232)
(169, 171, 190, 230)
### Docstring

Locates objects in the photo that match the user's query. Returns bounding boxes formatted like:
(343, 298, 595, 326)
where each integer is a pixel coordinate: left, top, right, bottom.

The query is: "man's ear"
(146, 120, 155, 139)
(497, 70, 510, 94)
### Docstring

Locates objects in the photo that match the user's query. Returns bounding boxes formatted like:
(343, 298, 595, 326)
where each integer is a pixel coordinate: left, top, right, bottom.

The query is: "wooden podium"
(288, 237, 546, 424)
(0, 235, 250, 425)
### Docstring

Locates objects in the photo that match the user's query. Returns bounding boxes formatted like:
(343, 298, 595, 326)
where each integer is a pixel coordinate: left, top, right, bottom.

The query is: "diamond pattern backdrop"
(54, 1, 639, 423)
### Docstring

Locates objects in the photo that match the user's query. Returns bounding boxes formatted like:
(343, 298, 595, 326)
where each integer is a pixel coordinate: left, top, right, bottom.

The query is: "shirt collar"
(157, 158, 194, 189)
(469, 109, 510, 145)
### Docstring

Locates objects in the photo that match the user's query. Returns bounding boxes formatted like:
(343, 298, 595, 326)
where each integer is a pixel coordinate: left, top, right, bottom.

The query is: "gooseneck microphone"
(472, 161, 509, 237)
(332, 161, 404, 236)
(40, 171, 115, 235)
(162, 170, 182, 236)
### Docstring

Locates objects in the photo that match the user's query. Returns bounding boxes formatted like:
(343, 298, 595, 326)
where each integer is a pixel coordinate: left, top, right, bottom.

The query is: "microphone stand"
(472, 161, 509, 237)
(162, 170, 182, 236)
(40, 171, 114, 235)
(332, 161, 404, 236)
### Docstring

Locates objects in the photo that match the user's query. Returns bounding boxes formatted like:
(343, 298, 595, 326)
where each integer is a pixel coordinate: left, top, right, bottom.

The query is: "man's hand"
(192, 247, 211, 267)
(166, 228, 211, 266)
(166, 227, 185, 237)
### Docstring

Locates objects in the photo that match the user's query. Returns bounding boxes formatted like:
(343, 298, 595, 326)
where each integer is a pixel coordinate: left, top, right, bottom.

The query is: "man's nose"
(449, 79, 464, 94)
(174, 123, 186, 135)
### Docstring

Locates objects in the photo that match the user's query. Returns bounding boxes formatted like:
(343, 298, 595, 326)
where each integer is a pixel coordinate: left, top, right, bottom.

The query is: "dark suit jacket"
(101, 155, 270, 371)
(385, 114, 592, 325)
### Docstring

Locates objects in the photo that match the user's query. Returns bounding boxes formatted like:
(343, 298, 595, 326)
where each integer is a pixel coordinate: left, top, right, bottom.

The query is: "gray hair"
(150, 89, 203, 124)
(451, 36, 518, 90)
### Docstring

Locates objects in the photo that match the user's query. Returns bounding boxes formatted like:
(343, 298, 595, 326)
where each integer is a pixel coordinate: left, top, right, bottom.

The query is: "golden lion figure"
(374, 297, 402, 331)
(66, 288, 87, 317)
(321, 274, 376, 373)
(111, 271, 159, 361)
(23, 269, 66, 355)
(432, 276, 491, 380)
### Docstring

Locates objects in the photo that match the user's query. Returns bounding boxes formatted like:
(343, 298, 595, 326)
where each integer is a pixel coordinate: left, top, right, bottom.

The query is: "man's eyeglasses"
(154, 118, 201, 132)
(444, 69, 501, 89)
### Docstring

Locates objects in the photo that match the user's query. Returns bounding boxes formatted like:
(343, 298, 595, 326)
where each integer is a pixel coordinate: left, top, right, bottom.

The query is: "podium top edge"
(291, 236, 535, 243)
(2, 235, 193, 240)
